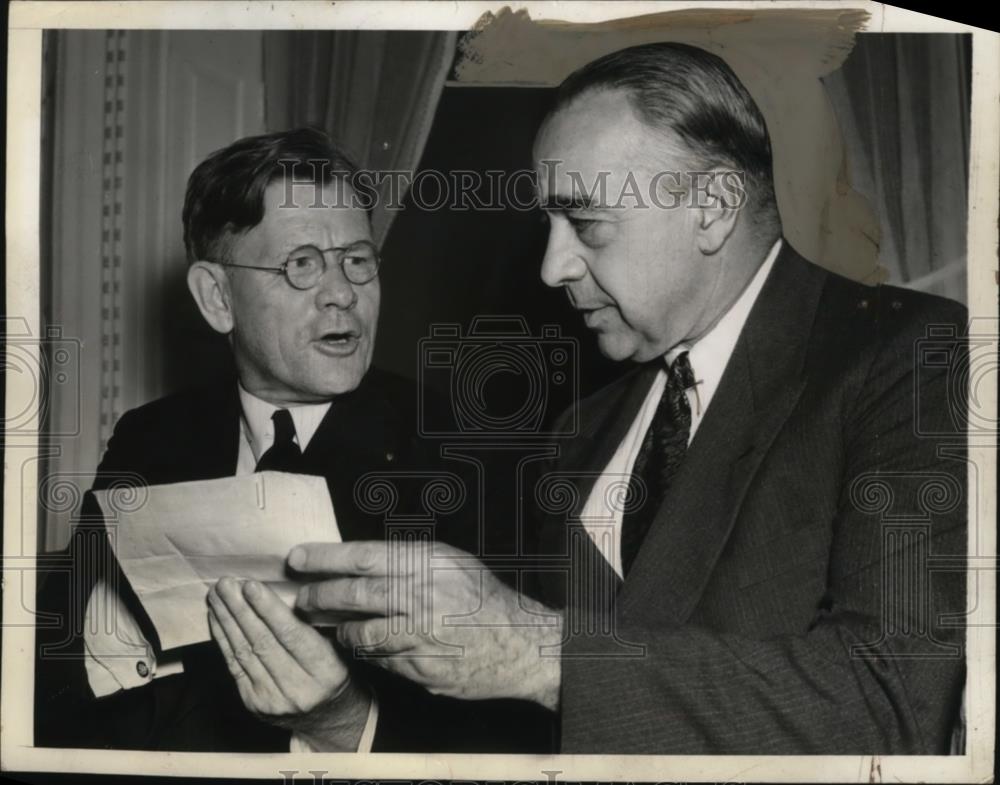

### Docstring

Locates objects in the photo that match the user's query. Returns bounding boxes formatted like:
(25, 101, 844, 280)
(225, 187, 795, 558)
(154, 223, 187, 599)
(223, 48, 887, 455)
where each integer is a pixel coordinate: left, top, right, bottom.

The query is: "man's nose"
(313, 264, 358, 309)
(540, 222, 588, 288)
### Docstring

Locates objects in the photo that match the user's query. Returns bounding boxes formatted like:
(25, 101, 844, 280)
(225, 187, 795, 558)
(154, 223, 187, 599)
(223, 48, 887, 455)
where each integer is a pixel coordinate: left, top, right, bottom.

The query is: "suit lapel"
(536, 363, 658, 606)
(300, 371, 400, 470)
(299, 371, 402, 541)
(620, 243, 826, 624)
(561, 363, 661, 511)
(191, 375, 395, 490)
(187, 382, 241, 480)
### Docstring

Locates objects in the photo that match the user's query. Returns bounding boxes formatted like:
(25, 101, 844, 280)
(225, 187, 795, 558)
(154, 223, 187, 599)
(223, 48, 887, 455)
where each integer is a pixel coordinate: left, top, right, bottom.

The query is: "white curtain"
(263, 31, 457, 243)
(823, 34, 971, 303)
(41, 30, 268, 550)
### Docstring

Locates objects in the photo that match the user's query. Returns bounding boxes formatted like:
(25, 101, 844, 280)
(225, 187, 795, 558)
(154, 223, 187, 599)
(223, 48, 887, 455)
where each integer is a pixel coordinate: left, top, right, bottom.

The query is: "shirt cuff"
(358, 692, 379, 752)
(83, 579, 184, 697)
(288, 692, 379, 753)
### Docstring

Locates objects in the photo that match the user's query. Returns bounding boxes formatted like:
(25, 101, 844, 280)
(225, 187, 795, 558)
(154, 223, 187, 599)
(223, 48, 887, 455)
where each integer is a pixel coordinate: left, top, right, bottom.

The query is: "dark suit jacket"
(533, 243, 967, 754)
(35, 367, 555, 753)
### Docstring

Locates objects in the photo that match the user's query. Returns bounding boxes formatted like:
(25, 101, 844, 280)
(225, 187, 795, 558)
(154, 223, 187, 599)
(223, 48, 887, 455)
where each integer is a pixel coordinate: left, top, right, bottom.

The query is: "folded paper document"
(94, 471, 341, 651)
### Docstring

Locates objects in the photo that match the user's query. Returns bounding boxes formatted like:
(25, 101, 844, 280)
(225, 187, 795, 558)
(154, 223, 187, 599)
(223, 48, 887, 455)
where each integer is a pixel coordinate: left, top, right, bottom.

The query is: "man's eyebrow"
(282, 237, 371, 252)
(541, 194, 600, 212)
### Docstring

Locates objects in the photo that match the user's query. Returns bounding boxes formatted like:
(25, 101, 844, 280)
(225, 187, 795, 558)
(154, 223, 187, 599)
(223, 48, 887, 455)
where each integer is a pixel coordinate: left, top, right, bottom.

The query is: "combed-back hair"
(553, 42, 779, 220)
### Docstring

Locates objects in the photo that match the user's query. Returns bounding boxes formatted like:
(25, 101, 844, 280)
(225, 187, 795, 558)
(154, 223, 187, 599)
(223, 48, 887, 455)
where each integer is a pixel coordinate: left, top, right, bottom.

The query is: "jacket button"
(136, 661, 149, 678)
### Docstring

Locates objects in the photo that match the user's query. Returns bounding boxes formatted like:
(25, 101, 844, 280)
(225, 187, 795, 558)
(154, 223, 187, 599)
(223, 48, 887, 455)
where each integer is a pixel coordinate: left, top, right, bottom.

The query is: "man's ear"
(187, 261, 234, 335)
(694, 169, 743, 255)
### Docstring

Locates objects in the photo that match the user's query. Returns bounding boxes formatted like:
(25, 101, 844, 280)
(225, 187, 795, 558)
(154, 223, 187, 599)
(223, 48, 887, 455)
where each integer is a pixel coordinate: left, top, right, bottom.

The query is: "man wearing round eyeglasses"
(36, 128, 554, 754)
(186, 159, 381, 406)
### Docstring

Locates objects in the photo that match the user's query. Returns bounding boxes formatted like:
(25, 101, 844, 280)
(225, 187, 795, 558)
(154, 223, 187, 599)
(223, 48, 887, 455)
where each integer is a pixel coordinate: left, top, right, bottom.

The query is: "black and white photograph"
(2, 1, 997, 782)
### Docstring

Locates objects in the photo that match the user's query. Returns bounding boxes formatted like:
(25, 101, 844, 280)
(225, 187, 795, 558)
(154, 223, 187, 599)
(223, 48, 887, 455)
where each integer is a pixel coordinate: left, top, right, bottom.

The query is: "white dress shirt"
(578, 239, 782, 577)
(83, 386, 379, 751)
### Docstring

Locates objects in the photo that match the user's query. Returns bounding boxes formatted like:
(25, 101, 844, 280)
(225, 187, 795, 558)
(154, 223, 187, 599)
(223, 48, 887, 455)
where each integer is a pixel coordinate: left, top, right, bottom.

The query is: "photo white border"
(4, 2, 997, 781)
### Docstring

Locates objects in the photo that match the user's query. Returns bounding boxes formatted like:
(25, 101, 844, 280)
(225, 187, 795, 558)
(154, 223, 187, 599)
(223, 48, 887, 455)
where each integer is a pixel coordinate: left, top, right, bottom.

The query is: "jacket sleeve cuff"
(288, 692, 379, 753)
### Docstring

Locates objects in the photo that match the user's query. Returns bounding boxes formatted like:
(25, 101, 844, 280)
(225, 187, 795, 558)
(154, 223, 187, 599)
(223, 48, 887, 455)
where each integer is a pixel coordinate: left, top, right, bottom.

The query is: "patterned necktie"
(254, 408, 304, 473)
(619, 351, 696, 577)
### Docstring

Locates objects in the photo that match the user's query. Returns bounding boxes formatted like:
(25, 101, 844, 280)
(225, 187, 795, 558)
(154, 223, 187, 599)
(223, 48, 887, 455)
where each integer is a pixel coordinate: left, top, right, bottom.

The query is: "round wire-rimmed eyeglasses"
(214, 240, 380, 289)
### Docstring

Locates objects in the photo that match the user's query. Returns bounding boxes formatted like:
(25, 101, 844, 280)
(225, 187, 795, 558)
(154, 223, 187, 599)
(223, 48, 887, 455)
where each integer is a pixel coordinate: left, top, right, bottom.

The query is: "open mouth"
(318, 330, 357, 345)
(314, 330, 361, 355)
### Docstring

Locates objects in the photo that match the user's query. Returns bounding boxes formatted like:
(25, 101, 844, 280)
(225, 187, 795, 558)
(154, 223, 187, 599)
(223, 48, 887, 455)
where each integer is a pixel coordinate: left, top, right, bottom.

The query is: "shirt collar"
(665, 238, 782, 408)
(237, 384, 333, 462)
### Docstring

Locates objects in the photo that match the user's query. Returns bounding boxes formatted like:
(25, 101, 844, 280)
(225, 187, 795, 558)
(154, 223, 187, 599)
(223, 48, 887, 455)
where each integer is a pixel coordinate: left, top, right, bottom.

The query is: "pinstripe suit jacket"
(535, 242, 968, 754)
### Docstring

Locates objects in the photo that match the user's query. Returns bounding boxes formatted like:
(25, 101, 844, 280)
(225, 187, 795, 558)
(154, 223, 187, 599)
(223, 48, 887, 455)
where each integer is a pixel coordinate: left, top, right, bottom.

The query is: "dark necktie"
(619, 351, 696, 577)
(254, 408, 304, 473)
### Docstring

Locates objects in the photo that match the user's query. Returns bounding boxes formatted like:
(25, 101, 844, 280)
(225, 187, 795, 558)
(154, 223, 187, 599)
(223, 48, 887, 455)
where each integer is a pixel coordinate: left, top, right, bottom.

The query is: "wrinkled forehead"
(254, 178, 373, 249)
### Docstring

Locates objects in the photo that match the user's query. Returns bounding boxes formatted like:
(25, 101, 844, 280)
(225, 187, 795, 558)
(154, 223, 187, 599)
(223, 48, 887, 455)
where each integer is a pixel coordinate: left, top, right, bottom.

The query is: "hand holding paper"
(94, 471, 342, 650)
(208, 577, 370, 750)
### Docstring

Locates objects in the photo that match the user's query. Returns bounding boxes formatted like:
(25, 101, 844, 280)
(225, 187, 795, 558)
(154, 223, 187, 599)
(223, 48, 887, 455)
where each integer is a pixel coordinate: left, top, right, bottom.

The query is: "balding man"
(290, 43, 967, 754)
